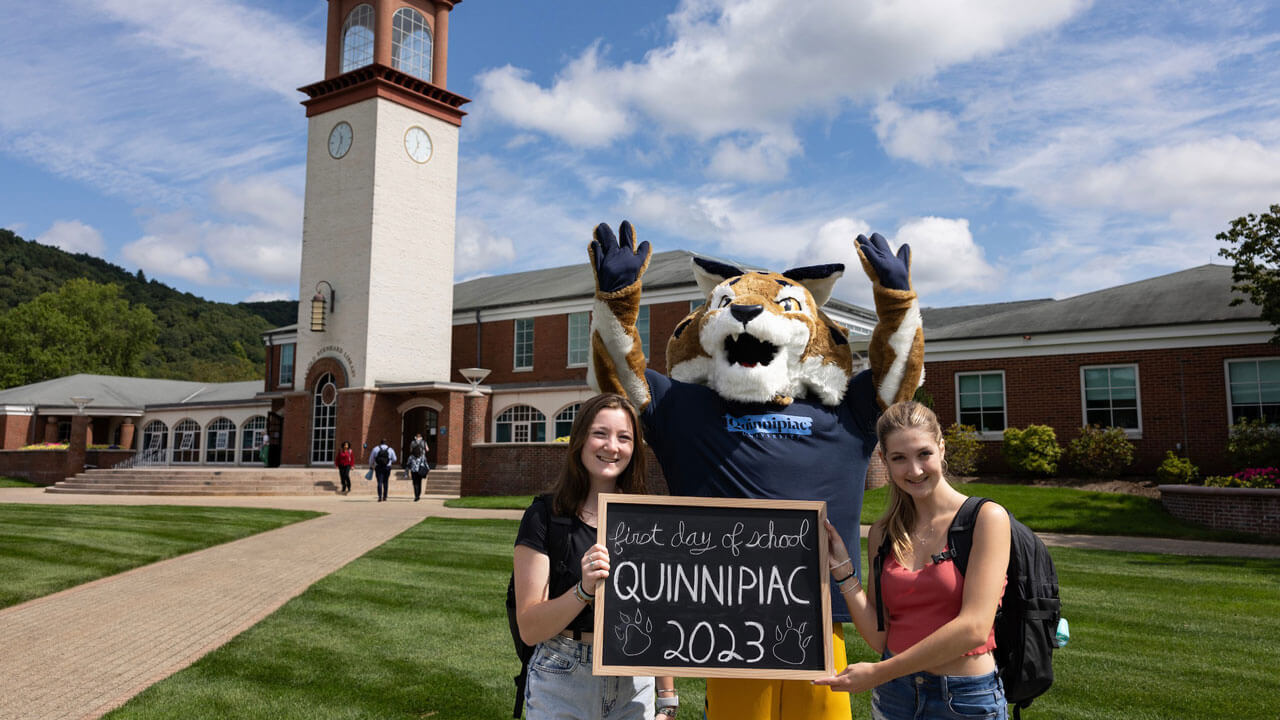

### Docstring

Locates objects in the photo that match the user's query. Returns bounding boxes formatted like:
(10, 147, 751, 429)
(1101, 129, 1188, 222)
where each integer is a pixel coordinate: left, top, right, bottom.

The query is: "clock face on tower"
(404, 126, 433, 164)
(328, 121, 352, 159)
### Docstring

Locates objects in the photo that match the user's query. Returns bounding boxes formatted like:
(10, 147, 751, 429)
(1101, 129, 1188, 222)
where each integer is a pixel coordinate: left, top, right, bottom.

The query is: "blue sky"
(2, 0, 1279, 309)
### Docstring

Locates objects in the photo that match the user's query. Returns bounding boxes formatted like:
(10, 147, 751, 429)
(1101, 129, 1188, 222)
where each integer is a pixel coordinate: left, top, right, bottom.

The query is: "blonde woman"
(815, 401, 1011, 719)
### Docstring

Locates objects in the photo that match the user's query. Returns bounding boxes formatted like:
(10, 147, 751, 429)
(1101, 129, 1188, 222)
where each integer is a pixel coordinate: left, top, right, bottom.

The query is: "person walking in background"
(406, 439, 429, 501)
(512, 393, 677, 720)
(368, 438, 396, 502)
(334, 441, 355, 494)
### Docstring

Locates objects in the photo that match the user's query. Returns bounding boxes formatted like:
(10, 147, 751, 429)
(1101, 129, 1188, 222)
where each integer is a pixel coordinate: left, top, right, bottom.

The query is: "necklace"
(912, 520, 936, 547)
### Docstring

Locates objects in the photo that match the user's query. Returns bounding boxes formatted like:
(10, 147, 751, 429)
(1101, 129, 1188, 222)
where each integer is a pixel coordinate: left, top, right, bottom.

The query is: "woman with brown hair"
(512, 393, 677, 719)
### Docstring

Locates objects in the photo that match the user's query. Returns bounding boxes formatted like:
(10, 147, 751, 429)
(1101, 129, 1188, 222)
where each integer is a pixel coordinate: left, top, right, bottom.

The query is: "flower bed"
(1158, 483, 1280, 539)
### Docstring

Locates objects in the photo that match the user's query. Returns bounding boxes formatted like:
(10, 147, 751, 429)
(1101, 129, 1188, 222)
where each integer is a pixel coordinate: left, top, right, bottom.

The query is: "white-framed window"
(496, 405, 546, 443)
(1226, 357, 1280, 425)
(279, 343, 295, 387)
(637, 305, 650, 360)
(391, 7, 432, 81)
(554, 403, 580, 440)
(204, 418, 237, 464)
(690, 299, 704, 312)
(514, 318, 534, 370)
(172, 419, 201, 464)
(340, 4, 375, 73)
(567, 312, 589, 367)
(311, 373, 338, 464)
(955, 371, 1006, 435)
(240, 415, 267, 464)
(141, 420, 168, 459)
(1081, 364, 1141, 433)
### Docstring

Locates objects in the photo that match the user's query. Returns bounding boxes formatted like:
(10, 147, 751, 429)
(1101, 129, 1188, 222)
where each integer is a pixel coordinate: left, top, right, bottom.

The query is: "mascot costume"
(587, 221, 924, 720)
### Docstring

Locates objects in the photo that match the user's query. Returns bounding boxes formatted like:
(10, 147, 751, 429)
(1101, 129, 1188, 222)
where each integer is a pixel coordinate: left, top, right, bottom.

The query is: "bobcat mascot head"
(667, 258, 855, 407)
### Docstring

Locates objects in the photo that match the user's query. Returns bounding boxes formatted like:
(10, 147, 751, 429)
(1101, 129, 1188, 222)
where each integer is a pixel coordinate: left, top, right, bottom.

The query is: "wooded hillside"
(0, 228, 297, 387)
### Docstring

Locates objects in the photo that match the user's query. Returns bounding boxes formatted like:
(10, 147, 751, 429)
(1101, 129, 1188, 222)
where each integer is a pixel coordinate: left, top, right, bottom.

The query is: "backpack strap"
(512, 494, 574, 719)
(873, 529, 892, 632)
(938, 496, 990, 576)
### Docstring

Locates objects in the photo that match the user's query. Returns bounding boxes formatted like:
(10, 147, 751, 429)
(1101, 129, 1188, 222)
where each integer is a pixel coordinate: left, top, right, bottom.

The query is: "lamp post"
(69, 396, 93, 414)
(459, 367, 490, 397)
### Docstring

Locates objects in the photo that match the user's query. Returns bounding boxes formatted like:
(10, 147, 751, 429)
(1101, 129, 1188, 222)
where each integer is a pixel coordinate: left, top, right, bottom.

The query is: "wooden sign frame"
(592, 494, 832, 679)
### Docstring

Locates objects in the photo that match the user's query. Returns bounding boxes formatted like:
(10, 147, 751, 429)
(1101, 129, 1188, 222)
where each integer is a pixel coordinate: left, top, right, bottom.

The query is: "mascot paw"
(590, 221, 651, 293)
(855, 232, 911, 292)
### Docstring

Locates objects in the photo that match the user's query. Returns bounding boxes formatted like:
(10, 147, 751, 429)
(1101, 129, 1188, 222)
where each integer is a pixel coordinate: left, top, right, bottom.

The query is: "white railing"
(112, 447, 167, 469)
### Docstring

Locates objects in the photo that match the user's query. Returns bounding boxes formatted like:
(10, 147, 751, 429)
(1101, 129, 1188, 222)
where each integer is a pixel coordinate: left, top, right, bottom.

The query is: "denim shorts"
(871, 655, 1007, 720)
(525, 634, 655, 720)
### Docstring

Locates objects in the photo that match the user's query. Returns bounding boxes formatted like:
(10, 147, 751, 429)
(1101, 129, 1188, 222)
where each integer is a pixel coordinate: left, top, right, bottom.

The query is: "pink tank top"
(880, 552, 999, 656)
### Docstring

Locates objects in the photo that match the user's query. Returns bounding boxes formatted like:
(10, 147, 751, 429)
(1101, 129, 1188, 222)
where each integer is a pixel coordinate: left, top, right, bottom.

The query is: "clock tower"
(286, 0, 469, 466)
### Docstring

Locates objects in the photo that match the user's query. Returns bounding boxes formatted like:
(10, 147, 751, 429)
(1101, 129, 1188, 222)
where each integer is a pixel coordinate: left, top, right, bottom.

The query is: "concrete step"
(46, 468, 462, 497)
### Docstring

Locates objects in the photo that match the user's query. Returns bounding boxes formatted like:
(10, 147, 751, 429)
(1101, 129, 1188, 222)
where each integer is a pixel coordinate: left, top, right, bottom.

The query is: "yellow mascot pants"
(704, 624, 850, 720)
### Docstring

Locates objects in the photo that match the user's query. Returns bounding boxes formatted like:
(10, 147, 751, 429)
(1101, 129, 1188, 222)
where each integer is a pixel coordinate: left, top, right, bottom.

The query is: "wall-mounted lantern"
(459, 367, 491, 396)
(310, 280, 336, 332)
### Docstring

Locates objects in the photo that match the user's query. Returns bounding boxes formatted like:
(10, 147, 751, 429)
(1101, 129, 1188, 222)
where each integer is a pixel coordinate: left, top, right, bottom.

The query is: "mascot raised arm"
(587, 221, 923, 720)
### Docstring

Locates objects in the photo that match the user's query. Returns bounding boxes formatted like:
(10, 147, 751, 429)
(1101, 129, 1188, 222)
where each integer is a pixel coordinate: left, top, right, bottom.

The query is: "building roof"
(927, 264, 1258, 340)
(0, 374, 263, 411)
(451, 249, 876, 323)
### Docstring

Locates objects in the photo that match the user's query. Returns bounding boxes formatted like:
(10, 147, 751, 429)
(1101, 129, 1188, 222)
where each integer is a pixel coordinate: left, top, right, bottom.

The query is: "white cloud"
(454, 217, 517, 277)
(122, 227, 216, 286)
(706, 133, 801, 182)
(36, 220, 105, 256)
(243, 290, 292, 302)
(474, 0, 1086, 173)
(873, 102, 958, 166)
(893, 217, 999, 294)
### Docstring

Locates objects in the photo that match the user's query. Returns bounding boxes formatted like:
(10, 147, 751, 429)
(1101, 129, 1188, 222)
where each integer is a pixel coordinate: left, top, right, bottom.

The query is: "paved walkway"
(0, 487, 1276, 720)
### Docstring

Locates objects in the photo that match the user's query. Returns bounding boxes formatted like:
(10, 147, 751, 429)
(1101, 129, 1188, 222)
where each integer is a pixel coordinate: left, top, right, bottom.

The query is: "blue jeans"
(374, 466, 390, 499)
(871, 654, 1006, 720)
(525, 634, 654, 720)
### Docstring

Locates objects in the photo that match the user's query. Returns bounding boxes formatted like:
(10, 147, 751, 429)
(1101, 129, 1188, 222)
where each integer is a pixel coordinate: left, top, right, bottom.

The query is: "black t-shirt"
(514, 495, 596, 634)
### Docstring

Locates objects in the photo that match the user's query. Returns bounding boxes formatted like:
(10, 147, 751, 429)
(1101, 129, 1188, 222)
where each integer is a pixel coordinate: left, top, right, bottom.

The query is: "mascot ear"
(782, 264, 845, 307)
(692, 256, 746, 298)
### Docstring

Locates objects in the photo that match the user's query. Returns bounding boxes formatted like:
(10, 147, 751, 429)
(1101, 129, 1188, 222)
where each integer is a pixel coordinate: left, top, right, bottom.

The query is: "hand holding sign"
(581, 543, 611, 594)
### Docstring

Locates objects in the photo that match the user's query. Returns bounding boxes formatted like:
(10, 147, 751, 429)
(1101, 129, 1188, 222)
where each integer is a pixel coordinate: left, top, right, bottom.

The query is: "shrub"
(1155, 451, 1199, 484)
(1203, 468, 1280, 489)
(943, 423, 982, 476)
(1002, 424, 1061, 476)
(1226, 418, 1280, 469)
(1064, 425, 1135, 478)
(912, 386, 935, 410)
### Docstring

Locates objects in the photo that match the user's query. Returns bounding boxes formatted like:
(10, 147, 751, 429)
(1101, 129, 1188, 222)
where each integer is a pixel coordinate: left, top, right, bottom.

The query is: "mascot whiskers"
(587, 221, 924, 720)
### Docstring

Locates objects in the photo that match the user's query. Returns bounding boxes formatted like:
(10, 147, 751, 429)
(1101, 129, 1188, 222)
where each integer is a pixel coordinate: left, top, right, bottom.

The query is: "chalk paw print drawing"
(770, 617, 812, 665)
(615, 609, 654, 656)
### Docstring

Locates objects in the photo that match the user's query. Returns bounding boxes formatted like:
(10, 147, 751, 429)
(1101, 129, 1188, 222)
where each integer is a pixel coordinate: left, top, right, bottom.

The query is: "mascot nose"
(730, 304, 763, 325)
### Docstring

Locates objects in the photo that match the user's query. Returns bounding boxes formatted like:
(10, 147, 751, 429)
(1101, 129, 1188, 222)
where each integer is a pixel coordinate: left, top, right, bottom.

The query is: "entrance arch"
(400, 400, 440, 468)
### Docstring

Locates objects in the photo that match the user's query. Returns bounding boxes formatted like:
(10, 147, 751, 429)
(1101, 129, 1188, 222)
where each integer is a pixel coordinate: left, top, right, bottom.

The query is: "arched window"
(141, 420, 168, 461)
(495, 405, 546, 443)
(554, 403, 580, 441)
(312, 373, 338, 464)
(391, 7, 432, 81)
(341, 4, 375, 73)
(172, 419, 201, 464)
(240, 415, 267, 464)
(205, 418, 237, 464)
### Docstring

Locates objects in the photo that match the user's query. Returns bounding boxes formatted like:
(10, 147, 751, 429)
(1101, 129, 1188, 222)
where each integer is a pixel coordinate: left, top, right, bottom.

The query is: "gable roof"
(927, 264, 1258, 341)
(0, 374, 262, 410)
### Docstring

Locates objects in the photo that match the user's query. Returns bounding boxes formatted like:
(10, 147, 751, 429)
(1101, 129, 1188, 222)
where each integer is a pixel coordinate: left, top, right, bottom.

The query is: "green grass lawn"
(0, 504, 322, 609)
(106, 517, 1280, 720)
(449, 484, 1273, 544)
(0, 476, 39, 488)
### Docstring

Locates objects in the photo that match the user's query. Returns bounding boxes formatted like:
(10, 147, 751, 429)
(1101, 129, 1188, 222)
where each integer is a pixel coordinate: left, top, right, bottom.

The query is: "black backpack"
(505, 494, 574, 719)
(874, 496, 1062, 719)
(374, 446, 390, 468)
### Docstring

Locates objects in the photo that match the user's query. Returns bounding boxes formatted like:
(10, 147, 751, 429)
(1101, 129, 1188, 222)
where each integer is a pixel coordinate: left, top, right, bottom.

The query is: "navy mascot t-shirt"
(642, 368, 879, 623)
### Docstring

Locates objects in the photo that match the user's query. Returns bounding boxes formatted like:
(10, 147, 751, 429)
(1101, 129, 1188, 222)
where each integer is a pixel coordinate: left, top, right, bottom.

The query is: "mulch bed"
(954, 475, 1162, 499)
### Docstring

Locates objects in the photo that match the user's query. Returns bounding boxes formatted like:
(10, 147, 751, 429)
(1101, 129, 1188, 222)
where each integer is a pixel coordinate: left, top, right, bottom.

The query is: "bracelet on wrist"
(832, 571, 855, 584)
(657, 708, 678, 718)
(656, 688, 677, 696)
(655, 695, 679, 709)
(574, 580, 594, 604)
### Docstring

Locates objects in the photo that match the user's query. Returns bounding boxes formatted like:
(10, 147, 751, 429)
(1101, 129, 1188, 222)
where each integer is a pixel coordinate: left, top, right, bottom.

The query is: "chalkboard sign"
(592, 494, 832, 679)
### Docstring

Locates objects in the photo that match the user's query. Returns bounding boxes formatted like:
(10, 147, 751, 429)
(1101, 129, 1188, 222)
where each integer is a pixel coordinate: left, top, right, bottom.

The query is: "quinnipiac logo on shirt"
(724, 413, 813, 437)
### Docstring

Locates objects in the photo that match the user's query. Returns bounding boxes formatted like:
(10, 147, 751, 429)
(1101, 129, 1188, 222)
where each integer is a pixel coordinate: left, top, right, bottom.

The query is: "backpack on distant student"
(505, 494, 575, 719)
(374, 446, 390, 469)
(874, 496, 1062, 719)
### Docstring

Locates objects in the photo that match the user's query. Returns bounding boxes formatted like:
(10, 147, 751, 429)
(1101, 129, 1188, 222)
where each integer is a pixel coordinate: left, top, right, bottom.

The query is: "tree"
(0, 279, 157, 388)
(1218, 203, 1280, 343)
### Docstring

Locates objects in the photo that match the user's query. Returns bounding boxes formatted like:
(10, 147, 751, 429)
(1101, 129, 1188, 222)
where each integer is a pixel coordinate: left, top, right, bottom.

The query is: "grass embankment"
(0, 504, 322, 608)
(449, 483, 1271, 544)
(104, 516, 1280, 719)
(0, 476, 39, 488)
